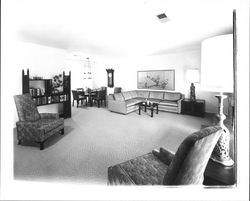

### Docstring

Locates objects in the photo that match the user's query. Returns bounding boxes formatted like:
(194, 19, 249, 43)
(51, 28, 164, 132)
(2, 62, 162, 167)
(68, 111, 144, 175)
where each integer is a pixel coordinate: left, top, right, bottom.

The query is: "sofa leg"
(39, 142, 44, 150)
(61, 128, 64, 135)
(17, 139, 21, 145)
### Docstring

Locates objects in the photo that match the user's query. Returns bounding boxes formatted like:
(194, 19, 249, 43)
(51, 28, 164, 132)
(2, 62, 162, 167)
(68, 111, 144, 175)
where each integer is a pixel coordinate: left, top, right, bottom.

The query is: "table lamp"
(186, 69, 200, 101)
(201, 34, 234, 166)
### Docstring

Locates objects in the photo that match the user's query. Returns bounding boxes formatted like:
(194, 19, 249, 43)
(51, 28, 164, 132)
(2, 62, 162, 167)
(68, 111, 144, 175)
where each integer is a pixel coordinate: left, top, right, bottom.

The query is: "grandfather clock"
(106, 69, 114, 87)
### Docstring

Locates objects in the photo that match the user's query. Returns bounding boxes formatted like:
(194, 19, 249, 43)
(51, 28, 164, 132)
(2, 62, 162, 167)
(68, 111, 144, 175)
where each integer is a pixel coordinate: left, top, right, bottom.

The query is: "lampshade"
(186, 69, 200, 83)
(201, 34, 233, 93)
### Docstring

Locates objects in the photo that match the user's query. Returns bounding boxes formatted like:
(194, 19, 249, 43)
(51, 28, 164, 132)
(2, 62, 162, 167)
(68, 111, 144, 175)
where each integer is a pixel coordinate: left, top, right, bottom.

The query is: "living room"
(1, 0, 249, 200)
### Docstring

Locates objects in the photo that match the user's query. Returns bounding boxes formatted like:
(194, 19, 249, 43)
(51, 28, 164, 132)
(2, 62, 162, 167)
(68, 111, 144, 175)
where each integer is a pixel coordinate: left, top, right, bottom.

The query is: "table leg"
(145, 105, 147, 112)
(151, 108, 153, 117)
(139, 105, 141, 115)
(156, 105, 159, 114)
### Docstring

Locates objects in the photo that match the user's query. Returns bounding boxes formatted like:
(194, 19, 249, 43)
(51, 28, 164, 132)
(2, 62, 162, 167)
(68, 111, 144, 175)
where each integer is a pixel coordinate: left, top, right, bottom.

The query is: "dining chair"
(114, 87, 122, 94)
(92, 90, 106, 108)
(72, 90, 87, 107)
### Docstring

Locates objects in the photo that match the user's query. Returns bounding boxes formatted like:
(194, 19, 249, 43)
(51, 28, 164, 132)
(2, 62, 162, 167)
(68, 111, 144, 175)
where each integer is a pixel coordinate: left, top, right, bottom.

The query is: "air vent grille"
(157, 13, 167, 19)
(156, 13, 168, 23)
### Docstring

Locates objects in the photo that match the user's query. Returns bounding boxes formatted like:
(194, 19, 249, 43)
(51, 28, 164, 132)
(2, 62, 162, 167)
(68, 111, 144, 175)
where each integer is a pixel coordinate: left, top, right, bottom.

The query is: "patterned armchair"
(108, 126, 222, 185)
(14, 94, 64, 150)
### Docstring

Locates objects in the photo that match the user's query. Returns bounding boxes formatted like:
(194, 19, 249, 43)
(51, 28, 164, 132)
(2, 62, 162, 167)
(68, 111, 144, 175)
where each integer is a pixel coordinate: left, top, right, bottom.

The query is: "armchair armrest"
(152, 147, 175, 165)
(40, 113, 59, 119)
(16, 121, 39, 127)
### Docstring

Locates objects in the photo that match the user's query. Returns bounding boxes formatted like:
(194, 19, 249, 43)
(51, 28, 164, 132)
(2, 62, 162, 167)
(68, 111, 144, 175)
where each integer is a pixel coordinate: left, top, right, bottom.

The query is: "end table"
(181, 98, 205, 117)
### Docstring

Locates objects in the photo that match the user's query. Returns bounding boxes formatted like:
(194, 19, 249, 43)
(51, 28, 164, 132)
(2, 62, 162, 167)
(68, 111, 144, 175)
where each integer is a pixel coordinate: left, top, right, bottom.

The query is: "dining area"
(72, 87, 107, 108)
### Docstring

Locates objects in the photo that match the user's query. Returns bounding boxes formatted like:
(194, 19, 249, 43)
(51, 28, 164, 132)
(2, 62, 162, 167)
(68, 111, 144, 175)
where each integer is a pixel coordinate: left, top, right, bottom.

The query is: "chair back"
(163, 126, 222, 185)
(72, 90, 79, 100)
(14, 94, 41, 122)
(114, 87, 122, 94)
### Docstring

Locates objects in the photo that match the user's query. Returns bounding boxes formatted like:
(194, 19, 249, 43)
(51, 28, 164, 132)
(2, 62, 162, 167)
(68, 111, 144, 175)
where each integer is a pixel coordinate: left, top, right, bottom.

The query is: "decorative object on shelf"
(186, 69, 200, 101)
(106, 68, 114, 88)
(52, 74, 63, 93)
(137, 70, 175, 90)
(201, 34, 234, 167)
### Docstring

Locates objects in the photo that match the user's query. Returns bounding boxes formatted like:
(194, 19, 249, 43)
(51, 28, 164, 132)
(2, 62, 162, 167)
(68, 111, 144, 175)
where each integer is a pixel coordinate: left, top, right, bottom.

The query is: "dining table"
(76, 89, 98, 106)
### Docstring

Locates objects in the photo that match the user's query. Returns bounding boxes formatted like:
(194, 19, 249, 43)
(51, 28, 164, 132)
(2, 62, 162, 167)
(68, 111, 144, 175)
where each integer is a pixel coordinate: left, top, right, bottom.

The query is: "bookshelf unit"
(22, 69, 71, 118)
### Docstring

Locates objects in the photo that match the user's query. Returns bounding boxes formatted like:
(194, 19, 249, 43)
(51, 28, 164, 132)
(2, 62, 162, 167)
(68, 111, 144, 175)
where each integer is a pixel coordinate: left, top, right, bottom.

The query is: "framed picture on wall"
(137, 70, 175, 90)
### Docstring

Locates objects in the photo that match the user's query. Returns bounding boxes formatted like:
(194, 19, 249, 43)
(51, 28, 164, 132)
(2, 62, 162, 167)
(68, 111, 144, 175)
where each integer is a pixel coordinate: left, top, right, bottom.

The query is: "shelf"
(22, 69, 71, 118)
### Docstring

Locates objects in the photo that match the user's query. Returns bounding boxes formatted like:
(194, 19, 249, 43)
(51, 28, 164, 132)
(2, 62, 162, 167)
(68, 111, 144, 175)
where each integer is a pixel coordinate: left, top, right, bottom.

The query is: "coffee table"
(138, 101, 159, 117)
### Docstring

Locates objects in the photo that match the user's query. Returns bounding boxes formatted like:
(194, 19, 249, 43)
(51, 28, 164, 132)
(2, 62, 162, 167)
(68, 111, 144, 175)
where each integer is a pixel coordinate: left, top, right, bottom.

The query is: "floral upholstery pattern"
(108, 153, 168, 185)
(14, 94, 64, 150)
(14, 94, 40, 122)
(108, 126, 222, 185)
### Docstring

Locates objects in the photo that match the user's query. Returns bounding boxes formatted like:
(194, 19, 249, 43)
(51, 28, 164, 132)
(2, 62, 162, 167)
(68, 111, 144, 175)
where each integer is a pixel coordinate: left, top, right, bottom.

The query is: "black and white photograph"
(1, 0, 249, 200)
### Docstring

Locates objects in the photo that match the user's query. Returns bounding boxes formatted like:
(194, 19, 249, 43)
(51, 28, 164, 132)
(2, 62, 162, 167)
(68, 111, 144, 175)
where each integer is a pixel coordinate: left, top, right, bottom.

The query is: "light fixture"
(201, 34, 234, 166)
(186, 69, 200, 101)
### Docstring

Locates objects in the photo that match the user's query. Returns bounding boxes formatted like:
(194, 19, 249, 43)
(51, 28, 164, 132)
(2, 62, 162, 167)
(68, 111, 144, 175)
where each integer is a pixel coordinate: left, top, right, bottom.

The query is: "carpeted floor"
(13, 105, 232, 185)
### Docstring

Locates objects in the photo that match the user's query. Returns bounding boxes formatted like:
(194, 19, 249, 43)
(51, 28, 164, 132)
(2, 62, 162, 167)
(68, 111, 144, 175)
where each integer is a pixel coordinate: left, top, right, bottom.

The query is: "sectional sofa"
(107, 90, 184, 115)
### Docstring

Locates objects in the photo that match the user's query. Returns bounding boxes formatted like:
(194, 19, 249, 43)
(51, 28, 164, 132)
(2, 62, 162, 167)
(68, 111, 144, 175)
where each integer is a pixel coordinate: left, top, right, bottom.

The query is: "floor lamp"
(201, 34, 234, 167)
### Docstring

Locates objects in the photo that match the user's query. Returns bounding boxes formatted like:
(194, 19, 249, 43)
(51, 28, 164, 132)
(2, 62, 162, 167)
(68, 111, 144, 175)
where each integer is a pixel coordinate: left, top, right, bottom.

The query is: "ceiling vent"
(156, 13, 168, 23)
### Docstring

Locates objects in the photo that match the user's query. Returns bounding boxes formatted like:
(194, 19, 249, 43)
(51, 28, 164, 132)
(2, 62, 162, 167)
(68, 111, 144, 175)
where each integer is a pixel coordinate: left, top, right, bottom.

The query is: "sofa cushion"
(114, 93, 125, 101)
(38, 118, 64, 133)
(122, 91, 132, 100)
(113, 153, 168, 185)
(164, 92, 182, 101)
(160, 100, 178, 107)
(137, 91, 149, 99)
(149, 91, 164, 100)
(130, 91, 138, 99)
(125, 99, 142, 107)
(135, 97, 146, 101)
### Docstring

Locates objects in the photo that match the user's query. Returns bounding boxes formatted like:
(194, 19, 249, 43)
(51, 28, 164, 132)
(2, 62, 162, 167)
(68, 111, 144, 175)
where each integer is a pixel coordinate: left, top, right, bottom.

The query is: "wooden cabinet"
(22, 69, 71, 118)
(181, 98, 205, 117)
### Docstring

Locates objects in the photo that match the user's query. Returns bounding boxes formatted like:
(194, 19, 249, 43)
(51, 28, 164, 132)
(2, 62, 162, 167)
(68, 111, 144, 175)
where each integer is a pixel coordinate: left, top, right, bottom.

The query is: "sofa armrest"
(152, 147, 175, 165)
(108, 99, 127, 114)
(40, 113, 59, 119)
(177, 95, 184, 113)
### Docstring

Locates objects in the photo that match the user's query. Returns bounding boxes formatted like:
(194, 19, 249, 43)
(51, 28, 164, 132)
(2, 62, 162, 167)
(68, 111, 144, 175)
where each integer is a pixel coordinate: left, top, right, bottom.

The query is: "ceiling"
(8, 0, 238, 57)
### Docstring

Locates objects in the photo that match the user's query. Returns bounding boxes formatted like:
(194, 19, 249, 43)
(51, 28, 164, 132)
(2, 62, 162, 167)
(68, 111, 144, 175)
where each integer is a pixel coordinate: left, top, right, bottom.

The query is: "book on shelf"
(52, 96, 60, 103)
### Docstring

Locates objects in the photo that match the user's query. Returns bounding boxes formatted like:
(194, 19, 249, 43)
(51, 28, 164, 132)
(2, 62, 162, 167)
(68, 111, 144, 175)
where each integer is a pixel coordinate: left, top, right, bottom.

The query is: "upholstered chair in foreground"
(108, 126, 222, 185)
(14, 94, 64, 150)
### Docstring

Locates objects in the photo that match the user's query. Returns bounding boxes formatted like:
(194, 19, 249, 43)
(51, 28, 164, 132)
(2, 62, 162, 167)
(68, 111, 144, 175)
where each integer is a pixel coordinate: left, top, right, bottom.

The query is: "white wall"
(9, 41, 70, 122)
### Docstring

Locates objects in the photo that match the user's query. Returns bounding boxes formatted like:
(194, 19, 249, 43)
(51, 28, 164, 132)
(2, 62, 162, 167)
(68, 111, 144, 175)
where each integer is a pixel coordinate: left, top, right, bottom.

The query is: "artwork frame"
(137, 70, 175, 90)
